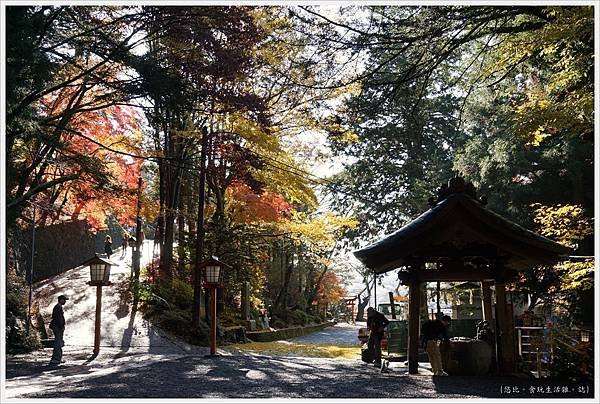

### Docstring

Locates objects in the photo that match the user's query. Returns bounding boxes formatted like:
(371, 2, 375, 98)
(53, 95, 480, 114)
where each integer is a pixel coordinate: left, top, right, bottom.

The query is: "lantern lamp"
(128, 237, 137, 248)
(201, 256, 227, 287)
(83, 254, 113, 286)
(581, 330, 591, 343)
(80, 253, 114, 355)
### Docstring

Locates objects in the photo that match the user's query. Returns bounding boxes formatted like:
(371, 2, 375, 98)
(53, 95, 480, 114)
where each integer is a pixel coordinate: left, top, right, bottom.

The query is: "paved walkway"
(289, 321, 364, 346)
(28, 240, 188, 352)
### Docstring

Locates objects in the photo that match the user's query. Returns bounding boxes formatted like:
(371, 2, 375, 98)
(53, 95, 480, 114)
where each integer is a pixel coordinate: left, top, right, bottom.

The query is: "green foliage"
(158, 279, 194, 310)
(272, 308, 320, 327)
(6, 269, 42, 353)
(548, 345, 592, 381)
(546, 325, 593, 381)
(327, 35, 464, 244)
(489, 7, 594, 143)
(554, 261, 594, 326)
(137, 279, 209, 346)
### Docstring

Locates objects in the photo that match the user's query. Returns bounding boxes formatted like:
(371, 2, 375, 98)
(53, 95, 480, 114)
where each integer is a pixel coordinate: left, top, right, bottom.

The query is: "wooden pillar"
(494, 281, 515, 373)
(210, 287, 217, 355)
(374, 273, 377, 308)
(408, 280, 421, 374)
(481, 281, 494, 326)
(93, 285, 102, 355)
(389, 292, 397, 319)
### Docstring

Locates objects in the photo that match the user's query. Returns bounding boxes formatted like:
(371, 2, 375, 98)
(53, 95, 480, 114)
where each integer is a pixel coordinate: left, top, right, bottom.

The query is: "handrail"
(553, 337, 584, 355)
(552, 328, 583, 346)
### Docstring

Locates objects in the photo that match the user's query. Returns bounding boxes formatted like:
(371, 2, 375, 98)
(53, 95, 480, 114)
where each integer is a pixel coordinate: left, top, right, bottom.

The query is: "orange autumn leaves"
(315, 271, 346, 305)
(39, 85, 143, 230)
(227, 181, 292, 224)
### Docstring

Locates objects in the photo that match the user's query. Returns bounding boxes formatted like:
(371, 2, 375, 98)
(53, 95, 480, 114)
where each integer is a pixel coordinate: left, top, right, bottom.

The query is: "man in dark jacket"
(421, 315, 451, 376)
(366, 307, 390, 367)
(49, 295, 68, 366)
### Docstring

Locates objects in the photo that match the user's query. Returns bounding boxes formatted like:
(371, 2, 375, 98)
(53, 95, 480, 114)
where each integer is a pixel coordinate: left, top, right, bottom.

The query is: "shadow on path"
(7, 352, 536, 399)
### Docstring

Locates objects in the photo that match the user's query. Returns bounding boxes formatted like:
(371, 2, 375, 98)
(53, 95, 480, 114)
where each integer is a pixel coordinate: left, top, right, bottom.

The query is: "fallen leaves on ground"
(226, 341, 361, 359)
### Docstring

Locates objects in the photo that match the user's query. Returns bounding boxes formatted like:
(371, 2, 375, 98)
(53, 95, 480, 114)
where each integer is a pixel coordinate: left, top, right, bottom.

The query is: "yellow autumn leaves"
(227, 341, 361, 359)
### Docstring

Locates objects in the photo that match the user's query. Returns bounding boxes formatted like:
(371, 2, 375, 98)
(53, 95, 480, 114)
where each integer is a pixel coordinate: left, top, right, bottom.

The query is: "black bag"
(421, 320, 435, 348)
(361, 345, 374, 363)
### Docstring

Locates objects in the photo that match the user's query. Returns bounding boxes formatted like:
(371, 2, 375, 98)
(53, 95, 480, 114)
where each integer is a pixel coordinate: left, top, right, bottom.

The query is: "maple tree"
(314, 271, 347, 306)
(6, 6, 148, 230)
(128, 6, 272, 282)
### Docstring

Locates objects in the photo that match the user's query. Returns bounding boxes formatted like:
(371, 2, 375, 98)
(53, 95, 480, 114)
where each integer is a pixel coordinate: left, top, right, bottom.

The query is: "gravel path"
(4, 246, 593, 399)
(6, 349, 537, 399)
(5, 322, 593, 399)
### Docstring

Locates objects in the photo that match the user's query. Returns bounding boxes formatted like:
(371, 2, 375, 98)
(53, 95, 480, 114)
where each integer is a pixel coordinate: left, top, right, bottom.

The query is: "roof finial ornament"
(428, 172, 487, 207)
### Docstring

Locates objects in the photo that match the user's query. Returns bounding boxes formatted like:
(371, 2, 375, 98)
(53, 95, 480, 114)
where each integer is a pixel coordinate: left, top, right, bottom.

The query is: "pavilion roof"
(353, 189, 571, 274)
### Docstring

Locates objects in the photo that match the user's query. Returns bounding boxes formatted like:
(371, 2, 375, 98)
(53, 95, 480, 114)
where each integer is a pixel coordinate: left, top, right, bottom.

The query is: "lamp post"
(128, 236, 137, 277)
(83, 254, 113, 356)
(201, 256, 227, 356)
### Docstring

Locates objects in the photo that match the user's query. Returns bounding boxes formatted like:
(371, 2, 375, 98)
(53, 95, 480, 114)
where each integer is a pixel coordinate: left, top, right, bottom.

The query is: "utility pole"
(193, 126, 209, 327)
(26, 203, 36, 336)
(133, 176, 143, 283)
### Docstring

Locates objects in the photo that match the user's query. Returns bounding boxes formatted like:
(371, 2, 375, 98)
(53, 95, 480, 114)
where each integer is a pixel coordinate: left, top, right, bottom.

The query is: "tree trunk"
(274, 240, 292, 311)
(355, 276, 374, 321)
(177, 185, 186, 277)
(355, 293, 371, 322)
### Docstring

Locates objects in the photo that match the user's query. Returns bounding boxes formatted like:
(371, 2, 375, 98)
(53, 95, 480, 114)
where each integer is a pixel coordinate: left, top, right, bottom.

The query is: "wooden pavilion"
(353, 175, 571, 374)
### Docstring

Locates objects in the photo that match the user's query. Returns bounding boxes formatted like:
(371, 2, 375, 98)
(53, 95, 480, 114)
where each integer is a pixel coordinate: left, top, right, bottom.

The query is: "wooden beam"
(494, 281, 515, 374)
(480, 281, 494, 327)
(408, 281, 421, 374)
(415, 268, 498, 282)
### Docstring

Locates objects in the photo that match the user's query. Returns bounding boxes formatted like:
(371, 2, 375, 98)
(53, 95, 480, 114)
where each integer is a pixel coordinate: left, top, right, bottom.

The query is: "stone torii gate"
(353, 175, 571, 374)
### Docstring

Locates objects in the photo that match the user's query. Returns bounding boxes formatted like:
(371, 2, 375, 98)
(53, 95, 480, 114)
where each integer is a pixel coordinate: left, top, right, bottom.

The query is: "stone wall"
(15, 219, 124, 282)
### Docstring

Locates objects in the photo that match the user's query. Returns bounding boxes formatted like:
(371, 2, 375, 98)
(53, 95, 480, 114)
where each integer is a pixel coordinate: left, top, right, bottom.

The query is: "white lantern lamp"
(83, 254, 113, 286)
(201, 256, 227, 288)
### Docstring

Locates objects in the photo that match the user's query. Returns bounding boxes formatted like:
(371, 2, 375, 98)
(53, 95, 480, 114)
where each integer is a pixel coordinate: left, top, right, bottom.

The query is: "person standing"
(120, 233, 128, 258)
(421, 315, 452, 376)
(49, 295, 68, 366)
(366, 307, 389, 367)
(104, 235, 113, 258)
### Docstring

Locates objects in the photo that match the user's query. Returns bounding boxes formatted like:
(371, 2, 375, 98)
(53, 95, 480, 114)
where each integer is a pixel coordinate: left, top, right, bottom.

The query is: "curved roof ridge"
(354, 193, 571, 273)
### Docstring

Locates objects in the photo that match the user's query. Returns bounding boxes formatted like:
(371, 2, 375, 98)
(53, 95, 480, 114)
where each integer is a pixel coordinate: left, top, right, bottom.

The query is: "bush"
(288, 309, 310, 326)
(136, 278, 210, 346)
(155, 307, 210, 346)
(158, 278, 193, 310)
(6, 270, 41, 353)
(271, 318, 286, 329)
(310, 314, 324, 324)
